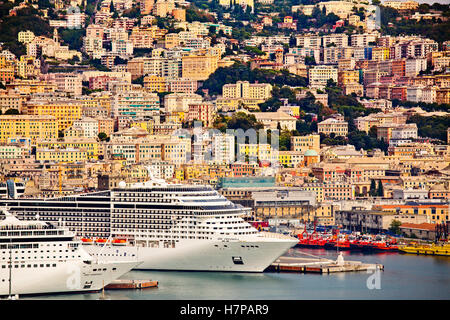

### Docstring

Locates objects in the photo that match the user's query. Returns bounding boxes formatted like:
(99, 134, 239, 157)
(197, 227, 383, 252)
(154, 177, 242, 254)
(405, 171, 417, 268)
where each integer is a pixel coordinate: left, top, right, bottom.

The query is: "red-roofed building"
(399, 223, 437, 240)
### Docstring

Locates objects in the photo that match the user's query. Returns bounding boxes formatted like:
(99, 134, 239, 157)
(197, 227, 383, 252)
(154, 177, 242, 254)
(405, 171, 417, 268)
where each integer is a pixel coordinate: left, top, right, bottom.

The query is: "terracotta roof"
(399, 223, 436, 231)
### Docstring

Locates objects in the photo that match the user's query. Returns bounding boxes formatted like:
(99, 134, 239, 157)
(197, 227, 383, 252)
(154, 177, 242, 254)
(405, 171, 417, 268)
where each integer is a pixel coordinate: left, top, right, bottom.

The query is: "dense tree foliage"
(407, 115, 450, 142)
(391, 99, 450, 113)
(0, 5, 53, 56)
(199, 63, 307, 97)
(186, 5, 216, 23)
(380, 4, 450, 43)
(214, 112, 263, 133)
(60, 29, 85, 51)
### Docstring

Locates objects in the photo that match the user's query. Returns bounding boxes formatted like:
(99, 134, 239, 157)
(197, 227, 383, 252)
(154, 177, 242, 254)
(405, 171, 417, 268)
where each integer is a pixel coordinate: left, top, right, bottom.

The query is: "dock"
(266, 254, 384, 274)
(104, 280, 158, 290)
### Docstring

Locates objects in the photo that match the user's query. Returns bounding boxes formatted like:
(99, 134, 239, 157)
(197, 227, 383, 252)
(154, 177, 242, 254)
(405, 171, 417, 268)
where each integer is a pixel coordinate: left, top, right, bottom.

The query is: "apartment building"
(308, 65, 338, 87)
(222, 81, 272, 100)
(290, 134, 321, 153)
(317, 117, 348, 136)
(181, 54, 219, 81)
(0, 115, 58, 143)
(26, 99, 83, 131)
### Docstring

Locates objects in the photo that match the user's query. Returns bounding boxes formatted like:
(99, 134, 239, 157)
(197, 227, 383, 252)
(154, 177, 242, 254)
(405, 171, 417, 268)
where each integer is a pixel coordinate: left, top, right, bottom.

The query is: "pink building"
(187, 103, 215, 127)
(89, 75, 111, 90)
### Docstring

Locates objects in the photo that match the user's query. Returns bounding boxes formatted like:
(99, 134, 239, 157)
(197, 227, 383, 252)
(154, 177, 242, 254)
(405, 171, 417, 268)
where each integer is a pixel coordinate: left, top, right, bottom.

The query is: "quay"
(266, 254, 384, 274)
(104, 280, 159, 290)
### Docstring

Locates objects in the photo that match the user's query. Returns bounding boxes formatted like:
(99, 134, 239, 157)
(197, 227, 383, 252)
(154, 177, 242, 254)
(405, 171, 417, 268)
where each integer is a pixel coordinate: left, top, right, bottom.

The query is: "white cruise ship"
(0, 208, 139, 297)
(0, 173, 297, 272)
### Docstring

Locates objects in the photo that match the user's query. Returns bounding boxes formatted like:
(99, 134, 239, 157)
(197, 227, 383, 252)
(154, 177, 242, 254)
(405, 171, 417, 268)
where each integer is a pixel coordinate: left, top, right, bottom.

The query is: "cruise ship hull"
(85, 237, 297, 272)
(0, 260, 138, 296)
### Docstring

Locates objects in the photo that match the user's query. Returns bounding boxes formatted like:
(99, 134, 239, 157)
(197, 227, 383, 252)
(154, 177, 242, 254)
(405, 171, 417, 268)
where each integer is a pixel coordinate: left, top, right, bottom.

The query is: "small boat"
(81, 238, 94, 244)
(112, 239, 127, 246)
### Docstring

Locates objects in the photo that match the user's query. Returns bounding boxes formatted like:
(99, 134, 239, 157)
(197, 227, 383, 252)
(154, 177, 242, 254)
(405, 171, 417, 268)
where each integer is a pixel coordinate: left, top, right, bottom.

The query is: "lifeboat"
(95, 238, 107, 243)
(112, 239, 127, 246)
(81, 238, 93, 244)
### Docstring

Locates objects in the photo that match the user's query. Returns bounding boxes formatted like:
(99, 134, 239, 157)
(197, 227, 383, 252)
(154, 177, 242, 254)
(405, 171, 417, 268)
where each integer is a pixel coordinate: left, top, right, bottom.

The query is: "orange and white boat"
(81, 238, 94, 244)
(112, 239, 127, 246)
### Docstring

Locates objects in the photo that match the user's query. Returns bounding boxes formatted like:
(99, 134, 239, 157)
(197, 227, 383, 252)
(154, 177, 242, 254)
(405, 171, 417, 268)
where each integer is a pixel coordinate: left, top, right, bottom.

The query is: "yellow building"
(182, 54, 219, 81)
(317, 117, 348, 136)
(222, 81, 272, 100)
(154, 0, 175, 17)
(290, 134, 321, 153)
(36, 137, 100, 159)
(302, 184, 324, 202)
(383, 1, 418, 11)
(183, 164, 210, 180)
(436, 88, 450, 104)
(144, 75, 167, 92)
(400, 176, 441, 190)
(313, 203, 335, 225)
(337, 70, 359, 86)
(16, 56, 40, 79)
(279, 151, 304, 168)
(372, 47, 390, 62)
(219, 0, 254, 8)
(80, 94, 112, 116)
(388, 143, 434, 157)
(172, 8, 186, 22)
(6, 80, 57, 94)
(36, 148, 89, 163)
(0, 115, 58, 143)
(238, 143, 272, 162)
(374, 203, 448, 223)
(165, 33, 180, 49)
(215, 97, 263, 111)
(0, 90, 27, 113)
(18, 30, 35, 44)
(26, 100, 83, 131)
(175, 168, 185, 181)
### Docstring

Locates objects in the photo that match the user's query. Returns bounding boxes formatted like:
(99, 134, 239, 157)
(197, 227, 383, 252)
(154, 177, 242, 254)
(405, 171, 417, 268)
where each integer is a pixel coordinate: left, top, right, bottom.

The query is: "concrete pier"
(266, 255, 384, 274)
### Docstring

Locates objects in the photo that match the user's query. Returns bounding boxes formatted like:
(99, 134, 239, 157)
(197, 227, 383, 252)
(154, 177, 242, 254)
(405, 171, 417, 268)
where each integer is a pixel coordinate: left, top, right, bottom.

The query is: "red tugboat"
(334, 234, 351, 250)
(350, 235, 373, 250)
(366, 237, 399, 252)
(323, 228, 348, 250)
(297, 220, 328, 248)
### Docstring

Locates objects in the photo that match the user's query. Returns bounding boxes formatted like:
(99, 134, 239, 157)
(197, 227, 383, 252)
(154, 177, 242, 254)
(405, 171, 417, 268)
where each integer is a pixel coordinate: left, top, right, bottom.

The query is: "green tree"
(226, 112, 263, 131)
(389, 220, 402, 235)
(98, 132, 108, 141)
(4, 109, 19, 115)
(369, 179, 377, 197)
(377, 180, 384, 197)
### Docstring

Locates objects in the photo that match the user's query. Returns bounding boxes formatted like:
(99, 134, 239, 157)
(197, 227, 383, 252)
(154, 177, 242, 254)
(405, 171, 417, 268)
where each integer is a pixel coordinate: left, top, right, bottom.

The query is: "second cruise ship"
(0, 173, 297, 272)
(0, 208, 139, 296)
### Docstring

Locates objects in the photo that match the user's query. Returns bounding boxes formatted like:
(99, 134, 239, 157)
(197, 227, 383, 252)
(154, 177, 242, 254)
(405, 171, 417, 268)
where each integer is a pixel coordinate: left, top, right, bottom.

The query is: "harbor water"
(23, 248, 450, 300)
